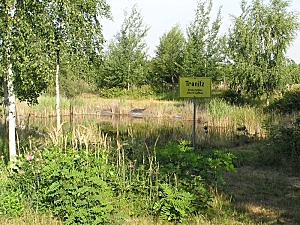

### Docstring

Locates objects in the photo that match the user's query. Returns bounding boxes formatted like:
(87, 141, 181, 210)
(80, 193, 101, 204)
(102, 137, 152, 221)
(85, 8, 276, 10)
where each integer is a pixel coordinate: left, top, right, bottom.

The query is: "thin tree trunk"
(8, 63, 16, 160)
(127, 62, 131, 91)
(55, 49, 61, 129)
(266, 93, 270, 107)
(7, 1, 17, 161)
(171, 74, 175, 92)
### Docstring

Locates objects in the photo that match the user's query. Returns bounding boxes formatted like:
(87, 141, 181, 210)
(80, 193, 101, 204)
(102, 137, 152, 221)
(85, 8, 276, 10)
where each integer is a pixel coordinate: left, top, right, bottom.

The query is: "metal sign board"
(179, 77, 211, 98)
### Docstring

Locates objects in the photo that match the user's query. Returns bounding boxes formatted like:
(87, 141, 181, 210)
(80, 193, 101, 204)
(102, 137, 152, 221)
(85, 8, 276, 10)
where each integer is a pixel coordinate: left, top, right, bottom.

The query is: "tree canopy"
(0, 0, 54, 104)
(98, 4, 150, 91)
(228, 0, 300, 105)
(151, 25, 185, 92)
(183, 0, 225, 81)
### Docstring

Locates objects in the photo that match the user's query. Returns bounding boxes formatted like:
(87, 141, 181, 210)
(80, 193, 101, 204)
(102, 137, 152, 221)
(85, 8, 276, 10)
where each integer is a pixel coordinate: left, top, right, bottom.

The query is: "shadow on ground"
(221, 165, 300, 224)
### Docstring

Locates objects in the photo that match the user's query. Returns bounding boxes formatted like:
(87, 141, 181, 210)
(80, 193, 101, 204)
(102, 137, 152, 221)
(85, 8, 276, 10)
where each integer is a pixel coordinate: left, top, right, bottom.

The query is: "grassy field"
(1, 93, 300, 224)
(222, 145, 300, 224)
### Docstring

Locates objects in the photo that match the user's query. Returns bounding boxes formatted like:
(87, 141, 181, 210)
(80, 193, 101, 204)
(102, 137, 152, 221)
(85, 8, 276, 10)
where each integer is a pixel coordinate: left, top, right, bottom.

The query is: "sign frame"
(179, 77, 211, 98)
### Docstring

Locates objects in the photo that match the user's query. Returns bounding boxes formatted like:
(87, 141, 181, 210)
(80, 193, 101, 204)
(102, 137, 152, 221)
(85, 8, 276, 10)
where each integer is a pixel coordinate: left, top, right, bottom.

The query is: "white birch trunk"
(127, 62, 131, 91)
(7, 1, 17, 161)
(8, 63, 16, 160)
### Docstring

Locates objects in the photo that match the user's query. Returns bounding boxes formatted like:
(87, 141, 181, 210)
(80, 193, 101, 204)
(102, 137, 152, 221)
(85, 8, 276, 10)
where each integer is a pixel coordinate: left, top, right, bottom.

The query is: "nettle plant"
(0, 158, 25, 217)
(151, 141, 236, 222)
(8, 147, 120, 225)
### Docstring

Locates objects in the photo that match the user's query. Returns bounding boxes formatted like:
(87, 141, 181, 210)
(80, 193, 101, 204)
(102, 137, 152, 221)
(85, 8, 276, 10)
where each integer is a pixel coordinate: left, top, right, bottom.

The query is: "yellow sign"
(179, 77, 211, 98)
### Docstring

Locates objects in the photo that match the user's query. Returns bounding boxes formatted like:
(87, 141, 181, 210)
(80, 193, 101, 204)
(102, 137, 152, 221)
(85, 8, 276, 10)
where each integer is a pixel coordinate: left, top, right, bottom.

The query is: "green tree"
(228, 0, 300, 106)
(45, 0, 111, 128)
(46, 54, 98, 98)
(151, 25, 185, 92)
(183, 0, 225, 80)
(0, 0, 54, 160)
(284, 59, 300, 85)
(99, 4, 150, 91)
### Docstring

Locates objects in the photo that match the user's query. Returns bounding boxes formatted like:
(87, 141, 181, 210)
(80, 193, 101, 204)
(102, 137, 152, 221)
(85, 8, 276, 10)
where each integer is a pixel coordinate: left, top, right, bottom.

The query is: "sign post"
(179, 77, 211, 151)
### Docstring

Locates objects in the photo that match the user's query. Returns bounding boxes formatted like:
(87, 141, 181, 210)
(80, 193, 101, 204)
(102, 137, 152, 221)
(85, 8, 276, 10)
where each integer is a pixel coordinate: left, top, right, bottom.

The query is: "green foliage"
(0, 188, 25, 217)
(0, 128, 236, 223)
(152, 141, 236, 222)
(0, 0, 54, 104)
(150, 25, 185, 92)
(99, 85, 155, 99)
(221, 89, 247, 105)
(228, 0, 300, 105)
(284, 59, 300, 84)
(261, 117, 300, 169)
(9, 147, 119, 224)
(98, 4, 149, 90)
(46, 0, 111, 56)
(156, 141, 236, 187)
(0, 157, 24, 217)
(183, 0, 225, 81)
(268, 89, 300, 114)
(153, 184, 196, 223)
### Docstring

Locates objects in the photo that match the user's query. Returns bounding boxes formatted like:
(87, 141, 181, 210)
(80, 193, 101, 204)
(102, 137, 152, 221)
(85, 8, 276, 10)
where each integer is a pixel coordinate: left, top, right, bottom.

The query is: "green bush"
(0, 189, 25, 217)
(153, 184, 196, 223)
(259, 117, 300, 169)
(9, 147, 119, 225)
(0, 158, 25, 217)
(153, 141, 235, 222)
(268, 90, 300, 113)
(99, 85, 155, 99)
(221, 89, 246, 105)
(1, 135, 236, 223)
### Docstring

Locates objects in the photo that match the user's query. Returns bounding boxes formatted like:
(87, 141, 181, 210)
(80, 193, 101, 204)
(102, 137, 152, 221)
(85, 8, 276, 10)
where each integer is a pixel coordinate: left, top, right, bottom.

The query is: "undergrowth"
(0, 130, 236, 224)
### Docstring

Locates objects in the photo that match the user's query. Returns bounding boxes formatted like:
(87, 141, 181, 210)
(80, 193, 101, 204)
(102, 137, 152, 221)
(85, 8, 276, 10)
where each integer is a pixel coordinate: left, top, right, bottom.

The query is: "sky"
(101, 0, 300, 63)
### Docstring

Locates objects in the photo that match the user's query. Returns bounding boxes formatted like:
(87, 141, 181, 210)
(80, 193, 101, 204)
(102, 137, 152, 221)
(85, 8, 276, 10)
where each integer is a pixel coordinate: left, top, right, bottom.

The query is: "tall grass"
(14, 94, 282, 150)
(0, 209, 62, 225)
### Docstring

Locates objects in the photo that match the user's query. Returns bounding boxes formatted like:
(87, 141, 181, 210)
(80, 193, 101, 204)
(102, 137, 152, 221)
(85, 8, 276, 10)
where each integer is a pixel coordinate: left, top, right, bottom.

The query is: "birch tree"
(45, 0, 111, 128)
(0, 0, 53, 160)
(99, 4, 149, 90)
(228, 0, 299, 106)
(183, 0, 225, 80)
(151, 25, 185, 92)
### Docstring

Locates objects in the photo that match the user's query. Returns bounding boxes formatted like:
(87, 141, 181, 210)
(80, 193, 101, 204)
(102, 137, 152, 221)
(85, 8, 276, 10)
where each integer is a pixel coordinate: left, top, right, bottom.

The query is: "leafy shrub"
(99, 85, 155, 99)
(152, 141, 236, 222)
(0, 189, 25, 217)
(99, 87, 125, 98)
(156, 141, 236, 185)
(259, 117, 300, 169)
(268, 90, 300, 113)
(221, 89, 246, 105)
(2, 135, 236, 223)
(0, 157, 25, 217)
(153, 184, 196, 223)
(10, 147, 119, 225)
